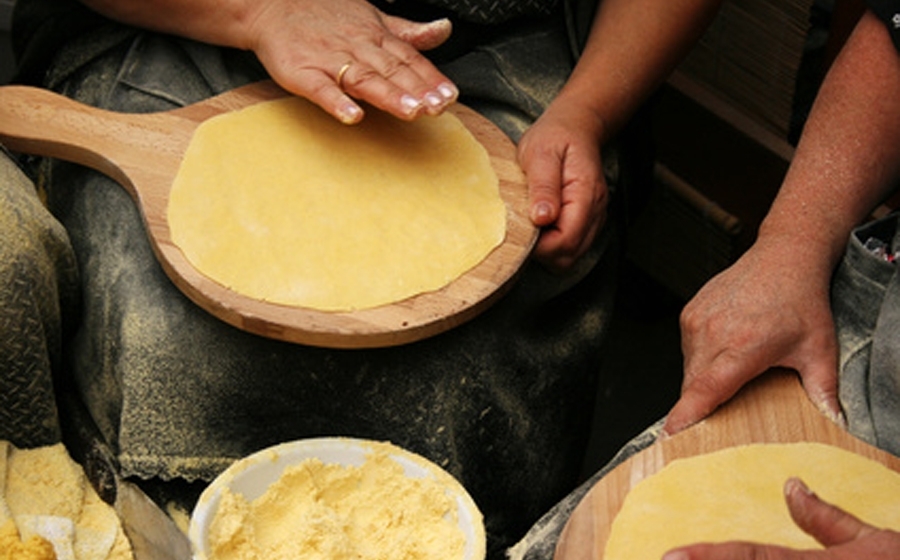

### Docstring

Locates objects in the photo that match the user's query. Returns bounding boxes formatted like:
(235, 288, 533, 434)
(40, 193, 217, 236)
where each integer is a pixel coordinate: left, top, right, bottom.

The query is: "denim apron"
(0, 148, 79, 448)
(13, 2, 625, 556)
(833, 212, 900, 456)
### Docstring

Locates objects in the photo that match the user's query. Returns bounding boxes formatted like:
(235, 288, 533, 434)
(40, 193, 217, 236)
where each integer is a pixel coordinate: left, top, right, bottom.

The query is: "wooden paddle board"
(0, 81, 536, 348)
(554, 369, 900, 560)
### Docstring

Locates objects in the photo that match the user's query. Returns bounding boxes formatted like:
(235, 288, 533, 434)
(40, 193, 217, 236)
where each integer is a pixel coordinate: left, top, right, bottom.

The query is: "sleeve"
(867, 0, 900, 53)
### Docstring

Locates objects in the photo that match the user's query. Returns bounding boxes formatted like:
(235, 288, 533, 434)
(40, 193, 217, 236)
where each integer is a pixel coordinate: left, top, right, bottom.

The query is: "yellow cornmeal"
(0, 520, 55, 560)
(207, 448, 466, 560)
(0, 442, 133, 560)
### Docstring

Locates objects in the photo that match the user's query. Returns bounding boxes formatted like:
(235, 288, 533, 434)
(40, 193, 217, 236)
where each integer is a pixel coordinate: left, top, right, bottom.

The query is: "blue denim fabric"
(0, 149, 79, 447)
(508, 420, 663, 560)
(833, 213, 900, 456)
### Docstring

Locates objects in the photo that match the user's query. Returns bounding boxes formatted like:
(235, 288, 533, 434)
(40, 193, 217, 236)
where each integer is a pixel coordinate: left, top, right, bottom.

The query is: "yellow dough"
(605, 443, 900, 559)
(168, 97, 507, 311)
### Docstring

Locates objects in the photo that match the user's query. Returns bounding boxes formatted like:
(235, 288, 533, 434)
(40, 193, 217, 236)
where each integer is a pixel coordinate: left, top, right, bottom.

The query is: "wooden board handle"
(0, 85, 189, 199)
(0, 81, 537, 348)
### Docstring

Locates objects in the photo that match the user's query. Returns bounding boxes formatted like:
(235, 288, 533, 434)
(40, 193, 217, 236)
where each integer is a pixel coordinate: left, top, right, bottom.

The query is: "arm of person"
(518, 0, 723, 270)
(76, 0, 457, 123)
(664, 8, 900, 435)
(662, 477, 900, 560)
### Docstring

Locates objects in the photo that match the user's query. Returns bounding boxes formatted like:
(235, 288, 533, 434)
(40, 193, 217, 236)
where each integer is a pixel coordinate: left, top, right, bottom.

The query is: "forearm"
(757, 10, 900, 275)
(553, 0, 722, 143)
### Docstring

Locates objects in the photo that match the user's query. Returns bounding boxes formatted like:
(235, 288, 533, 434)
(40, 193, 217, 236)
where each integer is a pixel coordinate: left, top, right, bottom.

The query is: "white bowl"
(188, 437, 486, 560)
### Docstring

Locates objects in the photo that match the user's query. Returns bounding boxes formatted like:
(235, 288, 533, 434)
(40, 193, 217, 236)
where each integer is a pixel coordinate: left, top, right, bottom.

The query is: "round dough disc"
(605, 442, 900, 559)
(167, 97, 507, 312)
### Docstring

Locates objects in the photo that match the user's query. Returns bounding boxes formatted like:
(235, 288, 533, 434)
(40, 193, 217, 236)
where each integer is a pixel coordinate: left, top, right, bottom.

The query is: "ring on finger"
(336, 61, 353, 91)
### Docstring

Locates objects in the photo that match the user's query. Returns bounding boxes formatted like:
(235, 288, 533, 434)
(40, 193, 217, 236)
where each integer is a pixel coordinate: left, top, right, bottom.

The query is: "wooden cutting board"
(554, 368, 900, 560)
(0, 81, 536, 349)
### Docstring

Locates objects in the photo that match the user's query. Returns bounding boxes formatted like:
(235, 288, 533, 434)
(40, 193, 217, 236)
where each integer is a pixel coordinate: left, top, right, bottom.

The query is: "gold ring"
(336, 61, 353, 90)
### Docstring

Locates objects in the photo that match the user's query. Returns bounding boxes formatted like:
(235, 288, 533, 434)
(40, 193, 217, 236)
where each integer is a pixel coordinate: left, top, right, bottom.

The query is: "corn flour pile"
(207, 447, 467, 560)
(0, 441, 133, 560)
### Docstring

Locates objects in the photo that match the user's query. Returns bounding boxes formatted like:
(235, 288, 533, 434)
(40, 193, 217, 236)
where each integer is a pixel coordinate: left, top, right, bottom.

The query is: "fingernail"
(337, 103, 363, 124)
(814, 399, 847, 429)
(785, 477, 813, 498)
(531, 201, 553, 222)
(662, 551, 689, 560)
(400, 94, 422, 115)
(423, 18, 452, 35)
(834, 410, 848, 430)
(437, 82, 458, 101)
(424, 91, 444, 109)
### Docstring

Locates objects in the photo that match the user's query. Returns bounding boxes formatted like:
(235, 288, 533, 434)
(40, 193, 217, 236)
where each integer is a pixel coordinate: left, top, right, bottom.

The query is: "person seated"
(6, 0, 719, 556)
(510, 3, 900, 558)
(665, 3, 900, 557)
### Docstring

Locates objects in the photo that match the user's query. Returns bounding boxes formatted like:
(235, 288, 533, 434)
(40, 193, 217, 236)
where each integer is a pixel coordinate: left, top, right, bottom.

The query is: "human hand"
(662, 477, 900, 560)
(664, 237, 843, 435)
(517, 101, 608, 271)
(245, 0, 457, 123)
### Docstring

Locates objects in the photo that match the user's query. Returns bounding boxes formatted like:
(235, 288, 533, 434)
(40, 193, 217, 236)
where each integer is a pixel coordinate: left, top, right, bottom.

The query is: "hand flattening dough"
(604, 443, 900, 559)
(167, 97, 507, 311)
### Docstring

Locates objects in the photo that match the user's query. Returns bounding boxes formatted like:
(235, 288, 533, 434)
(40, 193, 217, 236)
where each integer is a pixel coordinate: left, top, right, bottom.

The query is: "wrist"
(544, 92, 609, 145)
(753, 221, 845, 282)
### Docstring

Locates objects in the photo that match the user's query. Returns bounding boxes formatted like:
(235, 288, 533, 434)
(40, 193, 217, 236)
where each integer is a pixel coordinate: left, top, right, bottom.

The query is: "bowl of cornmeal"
(188, 437, 486, 560)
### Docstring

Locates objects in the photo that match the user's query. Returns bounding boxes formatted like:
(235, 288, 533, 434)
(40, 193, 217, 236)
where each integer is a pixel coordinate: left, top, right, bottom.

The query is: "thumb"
(384, 16, 453, 51)
(784, 478, 876, 547)
(517, 143, 562, 228)
(798, 362, 845, 428)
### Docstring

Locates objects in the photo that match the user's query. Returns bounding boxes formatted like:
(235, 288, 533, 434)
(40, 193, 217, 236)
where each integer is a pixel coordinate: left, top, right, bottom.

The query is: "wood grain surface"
(555, 369, 900, 560)
(0, 81, 536, 348)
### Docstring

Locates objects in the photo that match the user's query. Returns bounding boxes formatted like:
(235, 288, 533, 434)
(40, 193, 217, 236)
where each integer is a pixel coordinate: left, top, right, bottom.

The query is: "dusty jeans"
(33, 15, 621, 558)
(0, 148, 79, 448)
(833, 212, 900, 457)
